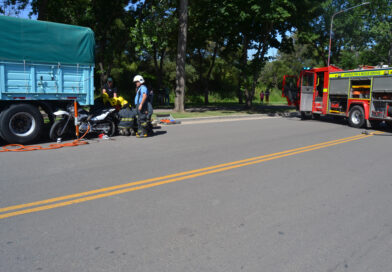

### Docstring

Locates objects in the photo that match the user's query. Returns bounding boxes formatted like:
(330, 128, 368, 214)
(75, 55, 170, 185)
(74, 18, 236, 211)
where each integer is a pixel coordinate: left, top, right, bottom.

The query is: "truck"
(0, 15, 95, 144)
(282, 65, 392, 128)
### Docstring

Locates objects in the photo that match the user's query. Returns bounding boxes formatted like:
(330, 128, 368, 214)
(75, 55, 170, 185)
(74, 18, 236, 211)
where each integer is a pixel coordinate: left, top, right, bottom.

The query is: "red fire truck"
(282, 65, 392, 128)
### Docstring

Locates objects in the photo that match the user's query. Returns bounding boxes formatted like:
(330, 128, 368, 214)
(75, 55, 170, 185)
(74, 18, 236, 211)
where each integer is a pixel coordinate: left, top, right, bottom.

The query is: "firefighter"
(133, 75, 151, 138)
(118, 105, 137, 136)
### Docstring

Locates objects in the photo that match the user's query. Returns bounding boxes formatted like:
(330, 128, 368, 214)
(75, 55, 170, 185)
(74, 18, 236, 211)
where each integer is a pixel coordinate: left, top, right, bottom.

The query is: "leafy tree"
(297, 0, 376, 68)
(0, 0, 28, 16)
(260, 44, 314, 90)
(26, 0, 133, 90)
(220, 0, 322, 108)
(131, 0, 177, 90)
(367, 0, 392, 65)
(187, 0, 231, 104)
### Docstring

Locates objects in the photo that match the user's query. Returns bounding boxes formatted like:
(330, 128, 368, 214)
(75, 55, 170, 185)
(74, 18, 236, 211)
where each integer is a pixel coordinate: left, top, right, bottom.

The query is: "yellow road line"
(0, 133, 368, 214)
(0, 132, 379, 220)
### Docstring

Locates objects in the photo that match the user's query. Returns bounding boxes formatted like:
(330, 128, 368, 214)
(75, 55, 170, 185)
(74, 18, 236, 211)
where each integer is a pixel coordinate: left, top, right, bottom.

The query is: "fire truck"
(282, 65, 392, 128)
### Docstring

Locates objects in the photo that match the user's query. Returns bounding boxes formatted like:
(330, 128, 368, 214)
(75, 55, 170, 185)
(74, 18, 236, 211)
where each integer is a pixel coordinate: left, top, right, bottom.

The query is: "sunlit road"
(1, 116, 392, 272)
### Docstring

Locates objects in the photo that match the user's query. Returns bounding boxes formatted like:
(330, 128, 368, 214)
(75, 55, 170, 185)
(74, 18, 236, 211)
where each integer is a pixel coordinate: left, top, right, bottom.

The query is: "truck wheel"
(0, 104, 44, 144)
(300, 111, 312, 120)
(0, 111, 6, 140)
(312, 113, 320, 120)
(348, 105, 365, 128)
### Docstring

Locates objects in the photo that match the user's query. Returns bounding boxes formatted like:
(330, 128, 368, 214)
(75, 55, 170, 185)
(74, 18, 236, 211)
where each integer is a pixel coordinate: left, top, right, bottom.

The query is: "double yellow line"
(0, 132, 382, 220)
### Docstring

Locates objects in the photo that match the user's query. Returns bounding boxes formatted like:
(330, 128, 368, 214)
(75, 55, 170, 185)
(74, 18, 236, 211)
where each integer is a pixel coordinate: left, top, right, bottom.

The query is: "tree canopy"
(1, 0, 391, 110)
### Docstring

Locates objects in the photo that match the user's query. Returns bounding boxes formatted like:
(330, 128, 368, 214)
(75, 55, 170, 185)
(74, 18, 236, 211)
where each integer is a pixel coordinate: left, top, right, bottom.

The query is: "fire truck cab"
(282, 65, 392, 128)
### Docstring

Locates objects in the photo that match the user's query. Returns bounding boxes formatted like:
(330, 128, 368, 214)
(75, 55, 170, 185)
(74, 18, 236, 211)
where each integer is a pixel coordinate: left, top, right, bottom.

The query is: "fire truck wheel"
(300, 111, 310, 120)
(386, 121, 392, 129)
(311, 113, 320, 120)
(348, 105, 365, 128)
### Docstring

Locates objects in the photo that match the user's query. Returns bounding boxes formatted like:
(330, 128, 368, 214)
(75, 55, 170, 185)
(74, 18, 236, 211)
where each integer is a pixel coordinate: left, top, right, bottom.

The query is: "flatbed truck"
(0, 15, 95, 144)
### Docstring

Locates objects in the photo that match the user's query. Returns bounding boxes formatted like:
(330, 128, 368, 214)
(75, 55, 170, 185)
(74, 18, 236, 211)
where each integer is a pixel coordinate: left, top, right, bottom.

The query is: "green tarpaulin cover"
(0, 15, 95, 65)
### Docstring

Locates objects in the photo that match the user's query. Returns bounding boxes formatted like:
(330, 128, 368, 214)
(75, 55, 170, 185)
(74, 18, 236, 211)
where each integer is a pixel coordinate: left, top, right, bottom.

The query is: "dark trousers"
(136, 104, 147, 134)
(136, 102, 154, 135)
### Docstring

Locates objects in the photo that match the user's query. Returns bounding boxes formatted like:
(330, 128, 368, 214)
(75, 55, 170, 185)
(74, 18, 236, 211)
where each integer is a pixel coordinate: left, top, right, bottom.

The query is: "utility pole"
(327, 2, 370, 67)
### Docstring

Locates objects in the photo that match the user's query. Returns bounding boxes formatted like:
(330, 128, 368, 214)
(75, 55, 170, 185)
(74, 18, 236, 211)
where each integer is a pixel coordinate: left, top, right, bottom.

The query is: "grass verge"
(154, 103, 295, 119)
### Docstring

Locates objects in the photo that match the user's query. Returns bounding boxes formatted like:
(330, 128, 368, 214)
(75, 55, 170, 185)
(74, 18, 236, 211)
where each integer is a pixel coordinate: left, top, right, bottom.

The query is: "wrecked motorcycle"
(49, 105, 117, 141)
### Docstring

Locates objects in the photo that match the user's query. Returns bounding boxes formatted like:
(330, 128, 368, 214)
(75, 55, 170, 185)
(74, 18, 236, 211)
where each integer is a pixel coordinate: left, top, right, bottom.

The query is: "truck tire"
(0, 104, 44, 144)
(300, 111, 312, 120)
(0, 111, 6, 140)
(348, 105, 365, 128)
(311, 113, 320, 120)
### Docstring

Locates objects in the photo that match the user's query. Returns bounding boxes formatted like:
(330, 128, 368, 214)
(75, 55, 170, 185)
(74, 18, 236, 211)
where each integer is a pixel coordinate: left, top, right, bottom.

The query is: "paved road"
(1, 116, 392, 272)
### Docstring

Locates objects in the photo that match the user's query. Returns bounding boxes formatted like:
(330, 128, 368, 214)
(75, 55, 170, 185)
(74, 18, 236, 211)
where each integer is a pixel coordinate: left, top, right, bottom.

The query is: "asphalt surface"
(1, 115, 392, 272)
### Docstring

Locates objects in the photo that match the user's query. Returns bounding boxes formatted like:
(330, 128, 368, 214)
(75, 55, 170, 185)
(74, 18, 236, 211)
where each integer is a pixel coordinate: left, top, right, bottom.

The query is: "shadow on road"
(181, 104, 296, 115)
(0, 124, 168, 148)
(292, 115, 392, 134)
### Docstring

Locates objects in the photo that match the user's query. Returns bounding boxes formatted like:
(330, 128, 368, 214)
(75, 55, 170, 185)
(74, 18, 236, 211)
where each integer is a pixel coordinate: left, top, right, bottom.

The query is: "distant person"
(164, 87, 170, 105)
(149, 88, 154, 105)
(265, 88, 270, 103)
(260, 91, 264, 104)
(102, 77, 117, 98)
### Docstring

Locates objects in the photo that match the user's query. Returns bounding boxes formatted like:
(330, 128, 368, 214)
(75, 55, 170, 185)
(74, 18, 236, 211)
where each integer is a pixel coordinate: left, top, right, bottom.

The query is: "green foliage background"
(1, 0, 391, 107)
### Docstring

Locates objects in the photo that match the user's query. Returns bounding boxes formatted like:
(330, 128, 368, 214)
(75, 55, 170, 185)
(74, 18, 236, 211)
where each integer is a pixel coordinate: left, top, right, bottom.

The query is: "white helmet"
(133, 75, 145, 84)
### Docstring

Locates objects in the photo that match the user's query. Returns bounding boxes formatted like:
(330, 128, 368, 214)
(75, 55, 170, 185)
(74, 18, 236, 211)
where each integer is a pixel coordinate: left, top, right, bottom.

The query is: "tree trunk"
(36, 0, 49, 20)
(153, 45, 165, 90)
(247, 71, 258, 108)
(389, 41, 392, 66)
(204, 44, 218, 105)
(153, 44, 159, 88)
(174, 0, 188, 112)
(241, 35, 249, 107)
(237, 82, 243, 104)
(158, 48, 166, 90)
(197, 48, 205, 104)
(98, 62, 111, 89)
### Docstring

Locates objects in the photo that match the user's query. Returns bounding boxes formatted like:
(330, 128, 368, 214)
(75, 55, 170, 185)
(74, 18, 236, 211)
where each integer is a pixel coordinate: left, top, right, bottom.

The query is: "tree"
(187, 0, 229, 104)
(26, 0, 133, 89)
(220, 0, 322, 108)
(297, 0, 374, 68)
(131, 0, 177, 90)
(0, 0, 29, 16)
(367, 0, 392, 65)
(174, 0, 188, 112)
(260, 35, 317, 90)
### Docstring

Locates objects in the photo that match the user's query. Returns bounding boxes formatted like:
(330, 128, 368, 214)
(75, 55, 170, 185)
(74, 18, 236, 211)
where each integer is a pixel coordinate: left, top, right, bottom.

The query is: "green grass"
(182, 88, 287, 105)
(167, 110, 247, 119)
(153, 102, 295, 119)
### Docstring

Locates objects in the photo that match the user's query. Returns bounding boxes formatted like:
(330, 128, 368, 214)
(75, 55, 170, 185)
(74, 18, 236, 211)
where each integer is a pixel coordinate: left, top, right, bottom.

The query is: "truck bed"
(0, 60, 94, 105)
